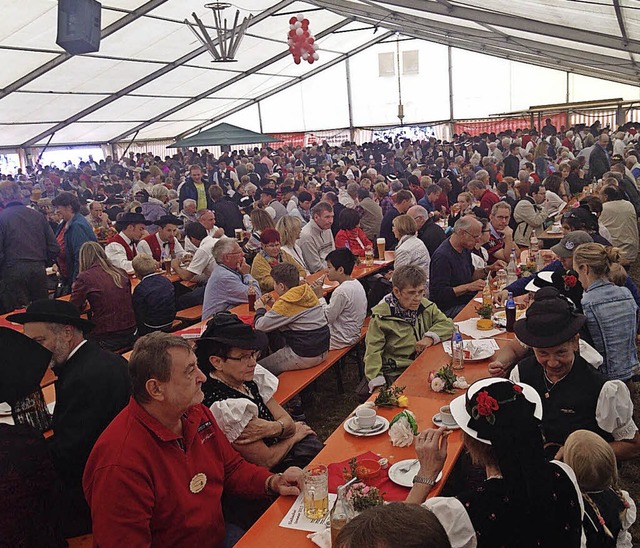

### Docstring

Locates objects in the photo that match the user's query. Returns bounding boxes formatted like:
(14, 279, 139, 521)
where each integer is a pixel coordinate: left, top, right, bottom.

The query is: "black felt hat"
(513, 287, 586, 348)
(117, 212, 152, 226)
(156, 214, 183, 227)
(7, 299, 94, 332)
(0, 328, 52, 406)
(198, 312, 267, 350)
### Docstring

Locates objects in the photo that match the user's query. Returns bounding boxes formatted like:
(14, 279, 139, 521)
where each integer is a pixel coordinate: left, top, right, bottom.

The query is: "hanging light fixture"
(185, 2, 252, 62)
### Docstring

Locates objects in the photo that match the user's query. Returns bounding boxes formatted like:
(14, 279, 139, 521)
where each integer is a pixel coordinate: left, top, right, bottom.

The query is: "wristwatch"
(412, 475, 436, 486)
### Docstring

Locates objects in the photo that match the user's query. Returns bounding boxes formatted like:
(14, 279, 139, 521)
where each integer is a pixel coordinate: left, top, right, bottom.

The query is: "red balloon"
(302, 30, 309, 38)
(288, 29, 296, 37)
(289, 17, 297, 24)
(302, 19, 309, 29)
(294, 56, 301, 64)
(308, 57, 315, 64)
(308, 37, 315, 44)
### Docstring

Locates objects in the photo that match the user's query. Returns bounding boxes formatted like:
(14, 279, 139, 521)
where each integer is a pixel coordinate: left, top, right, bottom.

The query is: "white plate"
(388, 460, 443, 488)
(432, 413, 461, 430)
(343, 416, 389, 437)
(0, 402, 11, 416)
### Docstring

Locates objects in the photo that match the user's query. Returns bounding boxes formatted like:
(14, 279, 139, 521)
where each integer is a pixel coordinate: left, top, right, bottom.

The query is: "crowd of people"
(2, 118, 640, 546)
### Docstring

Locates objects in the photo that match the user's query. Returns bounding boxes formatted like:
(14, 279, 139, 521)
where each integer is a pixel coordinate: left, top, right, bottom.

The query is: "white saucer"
(388, 460, 443, 488)
(432, 413, 461, 430)
(344, 416, 389, 437)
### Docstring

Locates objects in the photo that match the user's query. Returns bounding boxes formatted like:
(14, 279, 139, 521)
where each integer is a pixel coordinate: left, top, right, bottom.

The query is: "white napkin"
(455, 318, 505, 339)
(308, 529, 331, 548)
(389, 418, 415, 447)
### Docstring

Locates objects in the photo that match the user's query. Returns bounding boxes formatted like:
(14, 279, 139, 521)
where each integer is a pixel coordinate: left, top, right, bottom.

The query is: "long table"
(229, 252, 395, 318)
(235, 296, 509, 547)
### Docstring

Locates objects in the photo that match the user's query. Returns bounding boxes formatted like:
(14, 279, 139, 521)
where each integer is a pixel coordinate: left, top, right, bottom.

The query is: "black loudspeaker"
(56, 0, 102, 55)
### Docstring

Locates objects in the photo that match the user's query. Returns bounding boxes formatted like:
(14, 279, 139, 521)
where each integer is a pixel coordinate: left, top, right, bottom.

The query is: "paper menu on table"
(279, 493, 337, 532)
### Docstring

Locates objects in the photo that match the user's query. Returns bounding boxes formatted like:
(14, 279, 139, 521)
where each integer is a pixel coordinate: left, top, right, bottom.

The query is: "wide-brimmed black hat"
(198, 312, 267, 350)
(513, 287, 585, 348)
(103, 195, 125, 205)
(117, 212, 152, 226)
(0, 328, 52, 406)
(7, 299, 94, 332)
(156, 214, 183, 227)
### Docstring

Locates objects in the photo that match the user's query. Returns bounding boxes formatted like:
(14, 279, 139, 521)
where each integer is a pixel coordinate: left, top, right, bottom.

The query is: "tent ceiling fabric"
(1, 0, 640, 148)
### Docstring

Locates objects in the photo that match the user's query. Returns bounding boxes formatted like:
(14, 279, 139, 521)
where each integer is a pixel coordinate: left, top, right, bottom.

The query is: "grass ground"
(301, 258, 640, 544)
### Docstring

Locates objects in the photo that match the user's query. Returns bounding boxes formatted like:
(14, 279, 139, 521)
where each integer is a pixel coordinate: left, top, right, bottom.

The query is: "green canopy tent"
(168, 123, 282, 149)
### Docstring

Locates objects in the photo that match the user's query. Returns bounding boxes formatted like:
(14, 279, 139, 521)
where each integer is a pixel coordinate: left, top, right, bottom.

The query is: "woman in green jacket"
(364, 264, 454, 392)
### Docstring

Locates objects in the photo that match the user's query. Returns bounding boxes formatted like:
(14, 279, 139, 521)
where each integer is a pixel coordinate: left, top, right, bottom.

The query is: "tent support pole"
(120, 130, 140, 161)
(448, 46, 454, 137)
(257, 102, 264, 134)
(345, 57, 355, 141)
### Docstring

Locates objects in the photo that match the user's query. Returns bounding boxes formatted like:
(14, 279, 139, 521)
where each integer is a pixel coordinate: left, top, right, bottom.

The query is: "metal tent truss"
(0, 0, 639, 150)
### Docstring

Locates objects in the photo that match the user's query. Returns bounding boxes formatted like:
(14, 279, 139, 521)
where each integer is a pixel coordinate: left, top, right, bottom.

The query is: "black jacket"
(211, 197, 244, 237)
(51, 341, 130, 523)
(178, 177, 213, 210)
(417, 218, 447, 257)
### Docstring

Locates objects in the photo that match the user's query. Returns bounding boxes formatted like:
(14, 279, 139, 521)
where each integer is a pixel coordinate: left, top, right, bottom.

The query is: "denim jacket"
(582, 279, 639, 381)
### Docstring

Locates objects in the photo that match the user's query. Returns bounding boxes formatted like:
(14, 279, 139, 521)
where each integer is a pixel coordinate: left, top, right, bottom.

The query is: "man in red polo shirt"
(468, 179, 499, 216)
(83, 332, 303, 547)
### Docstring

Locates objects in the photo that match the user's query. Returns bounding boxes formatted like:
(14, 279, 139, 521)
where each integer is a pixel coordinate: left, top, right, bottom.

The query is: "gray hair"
(467, 179, 485, 191)
(407, 204, 429, 220)
(454, 215, 481, 235)
(475, 169, 489, 182)
(212, 237, 239, 262)
(0, 181, 22, 203)
(392, 264, 427, 291)
(346, 182, 359, 197)
(517, 170, 530, 183)
(150, 184, 169, 199)
(183, 198, 196, 208)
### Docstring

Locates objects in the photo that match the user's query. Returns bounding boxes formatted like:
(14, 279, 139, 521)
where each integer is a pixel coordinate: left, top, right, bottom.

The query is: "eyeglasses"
(461, 229, 482, 240)
(265, 242, 281, 248)
(225, 351, 260, 364)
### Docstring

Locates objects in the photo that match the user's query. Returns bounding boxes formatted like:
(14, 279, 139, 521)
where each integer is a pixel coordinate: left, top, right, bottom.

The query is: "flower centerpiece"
(475, 303, 494, 331)
(429, 364, 469, 393)
(346, 482, 385, 512)
(374, 385, 409, 407)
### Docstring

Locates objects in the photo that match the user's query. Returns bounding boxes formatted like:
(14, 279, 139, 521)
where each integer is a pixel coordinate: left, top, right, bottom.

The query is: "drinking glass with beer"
(376, 238, 386, 260)
(303, 464, 329, 519)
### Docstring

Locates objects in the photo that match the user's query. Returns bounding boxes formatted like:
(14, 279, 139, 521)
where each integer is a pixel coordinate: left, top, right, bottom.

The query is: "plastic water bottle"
(451, 327, 464, 370)
(506, 250, 518, 285)
(505, 292, 516, 332)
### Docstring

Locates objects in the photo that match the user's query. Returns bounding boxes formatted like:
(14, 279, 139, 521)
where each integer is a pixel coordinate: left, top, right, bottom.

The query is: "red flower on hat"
(513, 384, 523, 394)
(475, 390, 499, 417)
(563, 274, 577, 289)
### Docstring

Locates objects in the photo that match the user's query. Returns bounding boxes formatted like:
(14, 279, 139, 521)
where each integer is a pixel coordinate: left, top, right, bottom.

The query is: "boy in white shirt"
(311, 248, 367, 349)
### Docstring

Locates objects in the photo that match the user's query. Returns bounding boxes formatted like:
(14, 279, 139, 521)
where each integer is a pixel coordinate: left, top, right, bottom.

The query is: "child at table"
(131, 254, 176, 336)
(564, 429, 636, 548)
(310, 248, 367, 350)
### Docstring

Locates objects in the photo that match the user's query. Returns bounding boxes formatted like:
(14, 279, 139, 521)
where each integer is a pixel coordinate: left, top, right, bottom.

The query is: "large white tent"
(2, 0, 640, 153)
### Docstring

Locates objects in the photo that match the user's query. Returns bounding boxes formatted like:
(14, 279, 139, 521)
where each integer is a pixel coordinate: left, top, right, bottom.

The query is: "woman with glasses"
(250, 228, 306, 292)
(197, 312, 322, 472)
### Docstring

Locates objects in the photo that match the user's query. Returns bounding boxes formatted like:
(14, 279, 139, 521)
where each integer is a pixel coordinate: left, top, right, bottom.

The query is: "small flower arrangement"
(346, 482, 385, 512)
(429, 364, 469, 393)
(374, 385, 409, 407)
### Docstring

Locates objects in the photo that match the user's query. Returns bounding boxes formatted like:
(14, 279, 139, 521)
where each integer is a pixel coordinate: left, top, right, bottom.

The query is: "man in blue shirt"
(202, 238, 261, 320)
(429, 216, 497, 317)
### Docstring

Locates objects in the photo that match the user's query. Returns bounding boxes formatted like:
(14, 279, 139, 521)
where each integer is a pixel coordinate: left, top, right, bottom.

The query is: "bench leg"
(334, 357, 345, 394)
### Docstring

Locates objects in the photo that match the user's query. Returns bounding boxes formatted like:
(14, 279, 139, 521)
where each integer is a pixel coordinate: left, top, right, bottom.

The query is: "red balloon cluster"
(287, 14, 319, 65)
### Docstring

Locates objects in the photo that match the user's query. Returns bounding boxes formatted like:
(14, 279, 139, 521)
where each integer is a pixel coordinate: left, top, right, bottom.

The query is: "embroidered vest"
(142, 234, 175, 262)
(107, 233, 136, 261)
(518, 354, 612, 446)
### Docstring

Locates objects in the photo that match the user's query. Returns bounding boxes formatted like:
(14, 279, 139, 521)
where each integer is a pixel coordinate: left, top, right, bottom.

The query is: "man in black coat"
(407, 205, 447, 257)
(208, 184, 244, 237)
(9, 300, 131, 538)
(589, 133, 611, 181)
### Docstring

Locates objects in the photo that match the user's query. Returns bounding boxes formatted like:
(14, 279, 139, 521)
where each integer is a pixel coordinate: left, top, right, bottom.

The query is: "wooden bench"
(175, 304, 203, 324)
(274, 318, 370, 406)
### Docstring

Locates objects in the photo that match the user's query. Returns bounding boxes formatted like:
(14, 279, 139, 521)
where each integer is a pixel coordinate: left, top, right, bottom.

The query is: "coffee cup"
(355, 407, 376, 428)
(439, 405, 456, 427)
